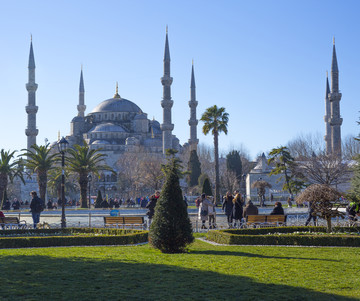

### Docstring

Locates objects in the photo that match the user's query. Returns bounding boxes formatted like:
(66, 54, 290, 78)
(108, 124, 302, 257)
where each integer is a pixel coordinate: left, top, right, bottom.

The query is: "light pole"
(88, 174, 92, 209)
(57, 137, 69, 228)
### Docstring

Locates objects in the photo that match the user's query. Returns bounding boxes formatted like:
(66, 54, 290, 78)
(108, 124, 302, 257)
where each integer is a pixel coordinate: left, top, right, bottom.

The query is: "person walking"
(207, 197, 216, 229)
(222, 191, 234, 228)
(146, 190, 160, 228)
(29, 191, 44, 228)
(198, 193, 214, 229)
(305, 200, 317, 226)
(232, 190, 243, 228)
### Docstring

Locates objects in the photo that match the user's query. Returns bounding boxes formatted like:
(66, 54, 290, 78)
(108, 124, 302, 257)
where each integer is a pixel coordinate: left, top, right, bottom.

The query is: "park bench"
(246, 215, 286, 228)
(104, 216, 147, 230)
(0, 217, 27, 229)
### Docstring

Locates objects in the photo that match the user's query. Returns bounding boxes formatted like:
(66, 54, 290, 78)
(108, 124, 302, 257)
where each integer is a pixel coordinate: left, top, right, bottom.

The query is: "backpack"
(35, 198, 45, 212)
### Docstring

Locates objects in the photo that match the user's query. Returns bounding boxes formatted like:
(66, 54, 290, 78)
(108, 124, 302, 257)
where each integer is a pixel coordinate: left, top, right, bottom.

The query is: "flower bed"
(0, 228, 148, 248)
(207, 226, 360, 247)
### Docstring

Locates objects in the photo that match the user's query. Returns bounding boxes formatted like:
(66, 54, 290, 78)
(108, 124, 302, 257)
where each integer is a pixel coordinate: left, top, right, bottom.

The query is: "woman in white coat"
(198, 193, 215, 229)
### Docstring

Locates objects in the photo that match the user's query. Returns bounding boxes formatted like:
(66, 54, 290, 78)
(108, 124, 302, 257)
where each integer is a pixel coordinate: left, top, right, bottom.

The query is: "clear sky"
(0, 0, 359, 160)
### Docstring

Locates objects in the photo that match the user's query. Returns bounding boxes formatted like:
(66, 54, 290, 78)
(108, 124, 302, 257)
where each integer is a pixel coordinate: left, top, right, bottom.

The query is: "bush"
(149, 152, 194, 253)
(207, 227, 360, 247)
(0, 228, 148, 248)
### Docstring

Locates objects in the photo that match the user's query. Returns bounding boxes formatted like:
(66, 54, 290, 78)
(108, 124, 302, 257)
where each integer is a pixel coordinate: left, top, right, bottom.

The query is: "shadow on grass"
(0, 254, 353, 301)
(190, 249, 340, 262)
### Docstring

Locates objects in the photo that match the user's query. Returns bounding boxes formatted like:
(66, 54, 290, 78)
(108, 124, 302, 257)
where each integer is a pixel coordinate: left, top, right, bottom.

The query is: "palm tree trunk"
(0, 173, 8, 209)
(214, 131, 220, 204)
(37, 171, 47, 201)
(79, 174, 88, 208)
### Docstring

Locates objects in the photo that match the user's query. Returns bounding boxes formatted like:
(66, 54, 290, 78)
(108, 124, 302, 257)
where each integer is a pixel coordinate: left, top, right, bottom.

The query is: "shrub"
(149, 151, 194, 253)
(207, 227, 360, 247)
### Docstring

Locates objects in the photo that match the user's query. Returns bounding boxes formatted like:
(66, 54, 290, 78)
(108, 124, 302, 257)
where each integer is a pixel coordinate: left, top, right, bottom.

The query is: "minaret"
(160, 27, 174, 154)
(328, 38, 343, 157)
(77, 67, 86, 117)
(188, 61, 198, 151)
(25, 38, 39, 150)
(324, 72, 331, 154)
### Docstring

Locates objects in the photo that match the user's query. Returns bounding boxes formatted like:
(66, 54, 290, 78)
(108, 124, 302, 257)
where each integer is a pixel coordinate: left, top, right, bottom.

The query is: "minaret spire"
(328, 38, 343, 157)
(324, 71, 331, 154)
(160, 27, 174, 154)
(25, 38, 39, 150)
(77, 67, 86, 117)
(188, 61, 198, 151)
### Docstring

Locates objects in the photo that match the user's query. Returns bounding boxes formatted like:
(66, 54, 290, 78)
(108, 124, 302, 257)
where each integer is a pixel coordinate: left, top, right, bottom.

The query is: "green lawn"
(0, 240, 359, 300)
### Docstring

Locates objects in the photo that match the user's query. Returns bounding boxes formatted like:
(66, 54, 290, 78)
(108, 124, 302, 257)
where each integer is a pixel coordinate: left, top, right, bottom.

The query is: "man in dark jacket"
(146, 190, 160, 227)
(270, 202, 284, 215)
(243, 200, 258, 218)
(30, 191, 44, 228)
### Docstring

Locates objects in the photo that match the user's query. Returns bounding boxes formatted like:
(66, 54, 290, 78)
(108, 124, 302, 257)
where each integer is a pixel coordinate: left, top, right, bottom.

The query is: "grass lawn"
(0, 240, 359, 301)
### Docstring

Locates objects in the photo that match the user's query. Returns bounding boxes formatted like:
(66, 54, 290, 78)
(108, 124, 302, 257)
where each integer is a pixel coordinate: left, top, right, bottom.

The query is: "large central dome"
(91, 97, 141, 113)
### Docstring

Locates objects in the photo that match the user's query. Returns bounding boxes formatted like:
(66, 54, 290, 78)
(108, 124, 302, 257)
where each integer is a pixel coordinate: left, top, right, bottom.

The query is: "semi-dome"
(91, 97, 141, 113)
(89, 123, 127, 133)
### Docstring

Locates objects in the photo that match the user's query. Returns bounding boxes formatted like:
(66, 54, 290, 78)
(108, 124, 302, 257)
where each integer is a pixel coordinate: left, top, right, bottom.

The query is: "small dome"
(91, 97, 141, 113)
(91, 140, 110, 145)
(89, 123, 127, 133)
(134, 113, 147, 120)
(71, 116, 84, 123)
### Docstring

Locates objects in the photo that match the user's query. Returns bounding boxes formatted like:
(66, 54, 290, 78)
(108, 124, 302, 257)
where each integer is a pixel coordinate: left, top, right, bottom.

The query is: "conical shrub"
(149, 158, 194, 253)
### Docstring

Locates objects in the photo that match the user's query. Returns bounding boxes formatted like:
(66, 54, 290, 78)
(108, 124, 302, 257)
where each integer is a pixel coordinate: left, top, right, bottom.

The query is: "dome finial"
(113, 81, 121, 98)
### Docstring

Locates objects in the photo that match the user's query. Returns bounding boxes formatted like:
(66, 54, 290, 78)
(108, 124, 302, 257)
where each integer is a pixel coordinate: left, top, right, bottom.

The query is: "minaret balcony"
(161, 99, 174, 108)
(330, 117, 343, 126)
(329, 92, 342, 101)
(188, 119, 198, 126)
(161, 76, 173, 86)
(26, 83, 38, 92)
(25, 105, 38, 114)
(160, 123, 174, 131)
(188, 100, 198, 107)
(25, 128, 39, 136)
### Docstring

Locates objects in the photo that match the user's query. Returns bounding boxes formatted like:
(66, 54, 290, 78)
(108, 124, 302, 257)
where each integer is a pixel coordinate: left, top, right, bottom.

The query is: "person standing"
(222, 191, 234, 228)
(30, 191, 44, 228)
(198, 193, 214, 229)
(305, 200, 317, 226)
(232, 190, 243, 228)
(146, 190, 160, 227)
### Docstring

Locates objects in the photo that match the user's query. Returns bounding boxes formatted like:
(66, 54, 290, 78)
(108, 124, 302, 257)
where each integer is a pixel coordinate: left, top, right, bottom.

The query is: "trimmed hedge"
(207, 227, 360, 247)
(0, 228, 148, 249)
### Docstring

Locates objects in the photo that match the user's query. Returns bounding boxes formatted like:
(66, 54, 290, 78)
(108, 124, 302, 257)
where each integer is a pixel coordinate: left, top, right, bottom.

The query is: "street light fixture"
(57, 136, 69, 228)
(87, 174, 92, 209)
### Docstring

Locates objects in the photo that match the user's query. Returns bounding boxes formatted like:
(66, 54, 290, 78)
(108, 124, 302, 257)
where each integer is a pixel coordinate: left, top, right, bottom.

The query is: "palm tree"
(0, 150, 24, 208)
(21, 143, 59, 202)
(200, 105, 229, 204)
(65, 142, 115, 208)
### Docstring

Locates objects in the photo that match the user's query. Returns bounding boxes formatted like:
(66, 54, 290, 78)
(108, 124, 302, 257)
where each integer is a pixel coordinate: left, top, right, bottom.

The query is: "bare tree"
(342, 134, 360, 160)
(296, 184, 345, 232)
(294, 152, 350, 187)
(287, 133, 324, 159)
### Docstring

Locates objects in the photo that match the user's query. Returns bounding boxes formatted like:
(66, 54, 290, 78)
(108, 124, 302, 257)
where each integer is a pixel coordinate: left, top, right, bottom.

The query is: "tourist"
(146, 190, 160, 227)
(29, 191, 44, 228)
(47, 199, 53, 209)
(270, 201, 284, 215)
(346, 199, 359, 222)
(305, 200, 317, 226)
(207, 197, 216, 229)
(12, 198, 20, 210)
(198, 193, 214, 229)
(232, 190, 243, 228)
(243, 200, 258, 219)
(222, 191, 234, 228)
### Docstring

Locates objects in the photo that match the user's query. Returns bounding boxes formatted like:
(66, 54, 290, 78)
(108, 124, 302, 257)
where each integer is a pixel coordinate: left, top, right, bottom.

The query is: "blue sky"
(0, 0, 359, 159)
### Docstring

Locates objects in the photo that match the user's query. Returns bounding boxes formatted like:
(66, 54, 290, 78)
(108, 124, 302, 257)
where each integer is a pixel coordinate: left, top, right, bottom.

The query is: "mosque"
(22, 30, 199, 199)
(25, 30, 199, 163)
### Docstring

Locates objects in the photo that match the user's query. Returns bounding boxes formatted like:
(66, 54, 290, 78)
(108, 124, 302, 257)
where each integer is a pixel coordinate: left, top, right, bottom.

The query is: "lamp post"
(87, 174, 92, 209)
(57, 137, 69, 228)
